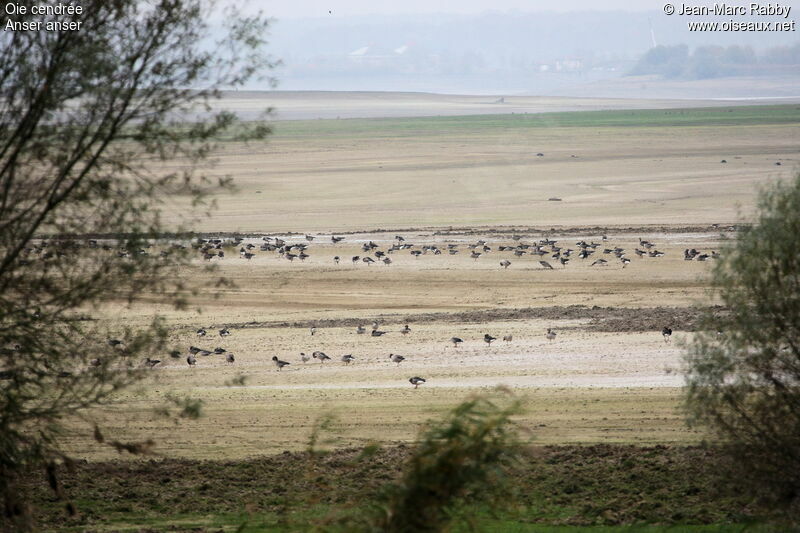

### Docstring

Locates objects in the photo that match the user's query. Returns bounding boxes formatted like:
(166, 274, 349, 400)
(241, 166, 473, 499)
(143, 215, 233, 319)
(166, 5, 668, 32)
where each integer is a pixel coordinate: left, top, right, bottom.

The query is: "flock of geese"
(192, 233, 721, 271)
(146, 320, 573, 390)
(124, 319, 678, 390)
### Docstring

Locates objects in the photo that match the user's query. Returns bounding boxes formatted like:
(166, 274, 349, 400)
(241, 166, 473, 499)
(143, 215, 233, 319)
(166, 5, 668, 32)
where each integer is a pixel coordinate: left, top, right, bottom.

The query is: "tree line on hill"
(629, 42, 800, 79)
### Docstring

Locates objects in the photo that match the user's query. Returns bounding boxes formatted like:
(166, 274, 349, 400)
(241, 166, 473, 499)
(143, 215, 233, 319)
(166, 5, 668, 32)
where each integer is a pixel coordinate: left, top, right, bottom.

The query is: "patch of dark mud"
(198, 305, 725, 334)
(52, 223, 745, 241)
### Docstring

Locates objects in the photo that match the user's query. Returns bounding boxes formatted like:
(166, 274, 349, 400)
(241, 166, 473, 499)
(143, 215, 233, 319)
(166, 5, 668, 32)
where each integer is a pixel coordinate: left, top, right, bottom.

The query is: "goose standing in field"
(300, 352, 310, 363)
(352, 255, 360, 264)
(219, 327, 231, 337)
(500, 259, 511, 269)
(503, 334, 513, 343)
(196, 328, 207, 337)
(591, 259, 608, 267)
(186, 354, 197, 367)
(312, 351, 331, 363)
(662, 327, 673, 343)
(401, 324, 411, 335)
(225, 353, 235, 364)
(372, 321, 380, 331)
(305, 234, 315, 241)
(356, 325, 366, 335)
(341, 354, 355, 365)
(389, 353, 405, 366)
(409, 376, 426, 389)
(546, 328, 557, 342)
(310, 326, 317, 336)
(189, 346, 202, 355)
(371, 329, 387, 337)
(214, 347, 226, 354)
(451, 337, 463, 348)
(484, 334, 496, 346)
(539, 260, 554, 270)
(470, 251, 481, 261)
(272, 356, 290, 371)
(621, 257, 631, 268)
(334, 256, 340, 264)
(362, 256, 375, 266)
(331, 236, 345, 244)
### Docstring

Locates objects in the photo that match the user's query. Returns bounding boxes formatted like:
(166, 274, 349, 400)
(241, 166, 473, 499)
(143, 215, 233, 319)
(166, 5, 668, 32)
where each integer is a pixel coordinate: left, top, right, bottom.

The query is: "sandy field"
(66, 228, 721, 461)
(158, 99, 799, 233)
(59, 96, 800, 461)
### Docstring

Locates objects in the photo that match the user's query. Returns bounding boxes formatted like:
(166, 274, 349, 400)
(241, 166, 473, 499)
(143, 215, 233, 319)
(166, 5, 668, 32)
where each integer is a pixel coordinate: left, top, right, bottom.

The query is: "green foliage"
(326, 390, 522, 533)
(684, 172, 800, 515)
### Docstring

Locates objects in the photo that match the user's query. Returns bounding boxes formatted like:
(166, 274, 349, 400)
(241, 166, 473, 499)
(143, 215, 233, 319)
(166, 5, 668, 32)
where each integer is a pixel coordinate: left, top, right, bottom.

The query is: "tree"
(684, 173, 800, 517)
(0, 1, 276, 529)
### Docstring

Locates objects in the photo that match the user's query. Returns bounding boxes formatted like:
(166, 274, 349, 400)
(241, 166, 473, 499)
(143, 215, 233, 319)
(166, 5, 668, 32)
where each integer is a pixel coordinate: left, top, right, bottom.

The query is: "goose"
(371, 330, 387, 337)
(300, 352, 310, 363)
(539, 261, 554, 270)
(214, 347, 226, 354)
(352, 255, 360, 264)
(372, 321, 380, 331)
(500, 260, 511, 269)
(621, 258, 631, 268)
(546, 328, 557, 342)
(272, 356, 290, 371)
(225, 353, 235, 364)
(310, 326, 317, 336)
(89, 358, 101, 367)
(382, 257, 392, 265)
(187, 354, 197, 367)
(451, 337, 463, 348)
(334, 256, 340, 264)
(143, 357, 161, 369)
(484, 334, 496, 346)
(409, 376, 426, 389)
(312, 351, 331, 363)
(198, 349, 213, 357)
(331, 236, 345, 243)
(559, 257, 570, 266)
(502, 334, 513, 342)
(662, 327, 672, 343)
(219, 327, 231, 337)
(108, 339, 125, 348)
(591, 259, 608, 267)
(362, 257, 375, 266)
(389, 353, 405, 366)
(305, 234, 315, 241)
(470, 251, 482, 260)
(189, 346, 202, 355)
(341, 354, 355, 365)
(356, 325, 366, 334)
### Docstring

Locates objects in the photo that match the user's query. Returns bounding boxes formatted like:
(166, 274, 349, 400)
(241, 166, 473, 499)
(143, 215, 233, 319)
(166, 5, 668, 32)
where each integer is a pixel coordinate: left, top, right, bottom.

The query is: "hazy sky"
(254, 0, 670, 18)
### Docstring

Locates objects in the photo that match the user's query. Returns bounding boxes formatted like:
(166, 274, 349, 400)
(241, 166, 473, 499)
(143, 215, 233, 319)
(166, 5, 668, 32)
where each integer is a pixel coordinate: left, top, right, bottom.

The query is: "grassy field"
(270, 105, 800, 138)
(31, 444, 776, 531)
